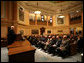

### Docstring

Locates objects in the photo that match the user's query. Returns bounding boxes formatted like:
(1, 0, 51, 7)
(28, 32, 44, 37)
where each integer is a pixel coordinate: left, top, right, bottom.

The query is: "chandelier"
(34, 1, 41, 14)
(58, 15, 65, 18)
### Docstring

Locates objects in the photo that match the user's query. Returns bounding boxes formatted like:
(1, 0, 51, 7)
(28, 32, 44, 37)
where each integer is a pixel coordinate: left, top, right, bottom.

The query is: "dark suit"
(56, 39, 70, 57)
(7, 29, 16, 45)
(77, 37, 83, 52)
(48, 38, 62, 54)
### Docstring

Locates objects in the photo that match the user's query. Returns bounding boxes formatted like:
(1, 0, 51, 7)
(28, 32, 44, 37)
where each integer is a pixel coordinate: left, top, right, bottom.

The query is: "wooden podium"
(7, 40, 36, 62)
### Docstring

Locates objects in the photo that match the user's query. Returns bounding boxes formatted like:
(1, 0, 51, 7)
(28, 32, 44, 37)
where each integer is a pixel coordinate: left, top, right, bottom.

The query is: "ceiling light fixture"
(34, 1, 41, 14)
(58, 3, 65, 18)
(34, 11, 41, 14)
(58, 15, 65, 18)
(76, 10, 79, 13)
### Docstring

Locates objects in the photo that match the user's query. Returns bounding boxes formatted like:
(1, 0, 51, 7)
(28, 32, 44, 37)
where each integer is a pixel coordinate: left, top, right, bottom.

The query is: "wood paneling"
(70, 20, 81, 24)
(48, 22, 52, 26)
(30, 21, 35, 25)
(37, 21, 47, 25)
(1, 26, 8, 38)
(1, 1, 18, 38)
(1, 1, 83, 37)
(8, 40, 36, 62)
(35, 14, 37, 25)
(1, 1, 3, 18)
(1, 1, 8, 20)
(81, 12, 83, 25)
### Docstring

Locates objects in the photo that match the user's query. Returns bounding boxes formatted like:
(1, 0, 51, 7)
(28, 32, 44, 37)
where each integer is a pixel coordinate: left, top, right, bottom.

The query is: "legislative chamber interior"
(1, 1, 83, 62)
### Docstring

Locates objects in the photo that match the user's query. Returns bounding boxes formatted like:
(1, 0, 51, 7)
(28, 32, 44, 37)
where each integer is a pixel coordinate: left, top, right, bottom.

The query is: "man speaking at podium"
(7, 26, 16, 45)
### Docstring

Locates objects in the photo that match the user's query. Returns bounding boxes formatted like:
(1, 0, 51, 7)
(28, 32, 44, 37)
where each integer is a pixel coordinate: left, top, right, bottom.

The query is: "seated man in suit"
(30, 35, 36, 45)
(77, 35, 83, 53)
(48, 35, 62, 55)
(34, 36, 40, 46)
(41, 36, 51, 49)
(46, 36, 56, 53)
(69, 34, 75, 43)
(44, 35, 48, 43)
(31, 36, 37, 45)
(27, 36, 31, 41)
(27, 35, 34, 45)
(69, 34, 78, 45)
(56, 35, 70, 57)
(36, 36, 46, 49)
(53, 36, 62, 48)
(50, 36, 57, 45)
(43, 38, 52, 52)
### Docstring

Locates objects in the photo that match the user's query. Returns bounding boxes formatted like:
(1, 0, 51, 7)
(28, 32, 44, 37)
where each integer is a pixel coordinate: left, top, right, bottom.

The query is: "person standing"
(7, 26, 16, 45)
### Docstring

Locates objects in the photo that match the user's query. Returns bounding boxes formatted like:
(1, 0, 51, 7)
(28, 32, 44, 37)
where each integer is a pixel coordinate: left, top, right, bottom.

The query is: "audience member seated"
(15, 34, 24, 41)
(47, 36, 61, 55)
(32, 36, 39, 46)
(50, 36, 62, 55)
(26, 34, 83, 58)
(77, 35, 83, 53)
(56, 35, 70, 58)
(27, 35, 35, 45)
(69, 35, 78, 55)
(37, 37, 46, 49)
(1, 38, 7, 47)
(44, 38, 52, 52)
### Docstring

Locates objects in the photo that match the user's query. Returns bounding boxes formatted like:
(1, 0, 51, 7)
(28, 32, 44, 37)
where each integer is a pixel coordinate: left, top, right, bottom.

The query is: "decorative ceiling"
(49, 1, 65, 3)
(17, 1, 83, 16)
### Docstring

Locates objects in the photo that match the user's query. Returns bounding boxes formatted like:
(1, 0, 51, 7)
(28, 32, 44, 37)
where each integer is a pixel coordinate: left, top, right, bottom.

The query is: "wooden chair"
(70, 42, 77, 55)
(15, 34, 23, 41)
(1, 38, 7, 47)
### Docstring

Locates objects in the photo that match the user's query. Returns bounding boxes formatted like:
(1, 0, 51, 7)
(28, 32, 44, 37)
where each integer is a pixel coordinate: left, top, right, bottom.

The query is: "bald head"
(63, 35, 67, 39)
(11, 26, 14, 30)
(56, 36, 59, 39)
(52, 36, 55, 39)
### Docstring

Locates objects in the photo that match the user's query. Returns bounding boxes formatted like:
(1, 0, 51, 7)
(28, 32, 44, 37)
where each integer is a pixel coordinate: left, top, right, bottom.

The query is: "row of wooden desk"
(7, 40, 36, 62)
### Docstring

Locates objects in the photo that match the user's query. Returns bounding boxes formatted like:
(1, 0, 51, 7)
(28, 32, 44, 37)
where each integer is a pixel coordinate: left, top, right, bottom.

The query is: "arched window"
(50, 16, 52, 23)
(37, 14, 41, 21)
(41, 15, 44, 22)
(29, 13, 35, 21)
(48, 16, 52, 26)
(19, 7, 24, 21)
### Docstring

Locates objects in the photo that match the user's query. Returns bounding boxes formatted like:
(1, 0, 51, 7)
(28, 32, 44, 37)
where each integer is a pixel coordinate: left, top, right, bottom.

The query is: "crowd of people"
(7, 26, 83, 58)
(27, 34, 83, 58)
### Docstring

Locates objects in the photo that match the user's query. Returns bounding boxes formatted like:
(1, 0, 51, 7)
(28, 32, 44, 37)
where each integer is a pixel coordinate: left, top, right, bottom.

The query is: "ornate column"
(74, 28, 76, 35)
(52, 16, 53, 26)
(81, 11, 83, 36)
(52, 15, 56, 26)
(12, 1, 17, 33)
(68, 14, 70, 34)
(65, 13, 70, 26)
(47, 16, 48, 26)
(35, 14, 37, 25)
(81, 11, 83, 25)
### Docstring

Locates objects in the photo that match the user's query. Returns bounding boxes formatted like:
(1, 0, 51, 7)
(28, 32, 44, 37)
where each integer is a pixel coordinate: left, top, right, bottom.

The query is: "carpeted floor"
(1, 47, 9, 62)
(33, 45, 82, 62)
(1, 46, 82, 62)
